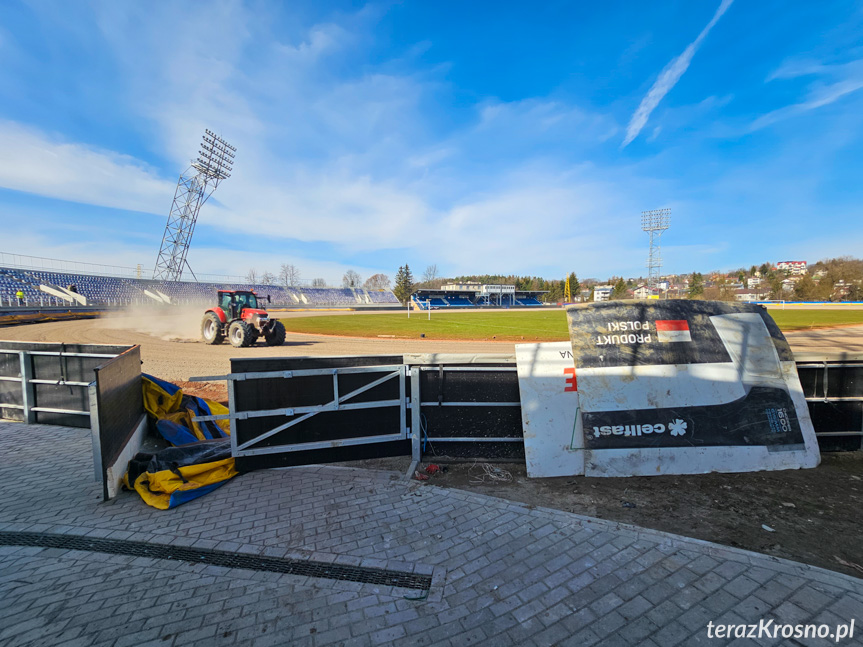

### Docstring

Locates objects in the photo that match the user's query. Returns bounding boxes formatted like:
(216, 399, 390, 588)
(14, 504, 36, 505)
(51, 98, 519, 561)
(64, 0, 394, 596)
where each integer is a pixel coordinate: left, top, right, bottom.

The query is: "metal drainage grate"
(0, 531, 431, 591)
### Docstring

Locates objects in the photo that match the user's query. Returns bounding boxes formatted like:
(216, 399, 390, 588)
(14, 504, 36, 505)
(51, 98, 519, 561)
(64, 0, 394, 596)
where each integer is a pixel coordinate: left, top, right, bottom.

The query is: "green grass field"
(278, 308, 863, 341)
(768, 309, 863, 331)
(279, 311, 570, 341)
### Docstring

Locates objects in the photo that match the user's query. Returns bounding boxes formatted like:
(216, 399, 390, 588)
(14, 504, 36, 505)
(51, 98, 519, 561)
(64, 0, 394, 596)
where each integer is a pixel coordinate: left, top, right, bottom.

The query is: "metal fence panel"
(0, 341, 135, 428)
(228, 356, 409, 471)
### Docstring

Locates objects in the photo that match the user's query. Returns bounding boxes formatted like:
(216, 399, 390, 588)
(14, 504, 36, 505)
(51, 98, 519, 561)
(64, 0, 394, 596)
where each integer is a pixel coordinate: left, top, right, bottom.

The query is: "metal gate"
(191, 355, 411, 472)
(190, 354, 524, 475)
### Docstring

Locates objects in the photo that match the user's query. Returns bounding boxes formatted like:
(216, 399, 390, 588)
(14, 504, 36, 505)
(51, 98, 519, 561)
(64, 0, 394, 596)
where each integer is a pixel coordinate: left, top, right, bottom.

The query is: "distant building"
(747, 277, 762, 288)
(633, 285, 660, 299)
(593, 286, 613, 302)
(776, 261, 807, 275)
(413, 283, 544, 308)
(734, 289, 769, 302)
(441, 281, 482, 291)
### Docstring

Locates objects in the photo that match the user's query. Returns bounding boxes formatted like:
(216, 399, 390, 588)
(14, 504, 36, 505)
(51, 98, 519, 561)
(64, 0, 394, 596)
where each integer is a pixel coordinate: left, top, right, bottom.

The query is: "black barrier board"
(230, 355, 408, 471)
(568, 301, 793, 368)
(418, 366, 524, 460)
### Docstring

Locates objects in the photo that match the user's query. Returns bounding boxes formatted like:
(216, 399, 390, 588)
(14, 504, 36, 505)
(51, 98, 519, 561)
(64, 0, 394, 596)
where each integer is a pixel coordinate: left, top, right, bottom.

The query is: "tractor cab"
(219, 290, 261, 320)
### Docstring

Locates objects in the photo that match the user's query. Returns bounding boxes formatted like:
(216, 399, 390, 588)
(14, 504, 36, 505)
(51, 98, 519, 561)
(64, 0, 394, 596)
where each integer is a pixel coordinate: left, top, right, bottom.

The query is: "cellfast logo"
(592, 419, 688, 438)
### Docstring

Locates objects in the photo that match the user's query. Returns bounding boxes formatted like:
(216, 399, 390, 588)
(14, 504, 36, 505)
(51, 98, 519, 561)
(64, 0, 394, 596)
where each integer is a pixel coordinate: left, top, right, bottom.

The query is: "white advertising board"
(567, 301, 820, 477)
(515, 342, 584, 477)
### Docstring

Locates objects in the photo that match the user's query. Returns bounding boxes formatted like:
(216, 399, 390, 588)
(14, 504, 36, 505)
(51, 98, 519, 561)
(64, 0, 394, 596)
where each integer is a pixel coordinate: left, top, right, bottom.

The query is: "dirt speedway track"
(1, 311, 862, 381)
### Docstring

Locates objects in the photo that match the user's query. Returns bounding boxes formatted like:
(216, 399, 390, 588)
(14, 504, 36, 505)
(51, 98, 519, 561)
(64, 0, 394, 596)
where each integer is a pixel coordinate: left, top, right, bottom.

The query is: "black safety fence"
(411, 358, 523, 461)
(190, 352, 862, 477)
(796, 353, 863, 452)
(0, 341, 134, 428)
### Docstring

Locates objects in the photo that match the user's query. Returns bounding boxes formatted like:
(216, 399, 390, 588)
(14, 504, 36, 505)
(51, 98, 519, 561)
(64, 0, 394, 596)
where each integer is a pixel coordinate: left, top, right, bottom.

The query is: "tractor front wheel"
(201, 313, 224, 345)
(264, 320, 286, 346)
(228, 321, 257, 348)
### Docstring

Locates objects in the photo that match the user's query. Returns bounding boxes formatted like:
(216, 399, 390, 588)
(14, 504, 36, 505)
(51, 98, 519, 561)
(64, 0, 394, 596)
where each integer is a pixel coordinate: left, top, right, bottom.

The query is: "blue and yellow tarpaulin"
(124, 375, 238, 509)
(123, 440, 237, 510)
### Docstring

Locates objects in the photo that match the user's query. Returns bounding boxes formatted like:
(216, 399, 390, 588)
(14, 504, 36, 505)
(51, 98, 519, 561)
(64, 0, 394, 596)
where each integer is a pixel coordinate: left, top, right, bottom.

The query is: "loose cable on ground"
(468, 461, 513, 484)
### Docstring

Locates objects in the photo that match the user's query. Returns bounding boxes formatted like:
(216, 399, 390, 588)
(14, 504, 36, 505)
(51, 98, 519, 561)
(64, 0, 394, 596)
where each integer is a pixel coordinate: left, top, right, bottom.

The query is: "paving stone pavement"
(1, 421, 862, 647)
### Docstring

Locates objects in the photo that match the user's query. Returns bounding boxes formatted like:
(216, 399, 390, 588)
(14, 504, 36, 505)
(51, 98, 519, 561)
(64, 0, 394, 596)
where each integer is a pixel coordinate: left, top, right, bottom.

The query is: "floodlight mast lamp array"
(153, 130, 236, 281)
(641, 208, 670, 294)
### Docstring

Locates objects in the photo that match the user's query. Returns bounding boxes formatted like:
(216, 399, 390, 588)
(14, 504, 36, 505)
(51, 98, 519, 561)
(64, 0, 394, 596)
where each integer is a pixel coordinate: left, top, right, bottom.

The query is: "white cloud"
(752, 58, 863, 130)
(476, 98, 620, 144)
(0, 120, 173, 213)
(205, 172, 433, 251)
(623, 0, 734, 147)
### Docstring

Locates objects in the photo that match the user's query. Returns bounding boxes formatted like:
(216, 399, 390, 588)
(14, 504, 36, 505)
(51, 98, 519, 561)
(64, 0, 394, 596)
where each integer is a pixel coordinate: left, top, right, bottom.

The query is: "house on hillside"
(776, 260, 808, 275)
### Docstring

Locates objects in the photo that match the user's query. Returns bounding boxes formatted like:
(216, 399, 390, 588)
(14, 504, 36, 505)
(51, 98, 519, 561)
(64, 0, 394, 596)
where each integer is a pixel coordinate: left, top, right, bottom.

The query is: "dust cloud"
(98, 304, 205, 342)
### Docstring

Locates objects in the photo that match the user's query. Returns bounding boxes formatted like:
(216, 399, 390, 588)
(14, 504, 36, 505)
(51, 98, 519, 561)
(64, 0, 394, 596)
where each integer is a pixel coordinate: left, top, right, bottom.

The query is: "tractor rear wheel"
(228, 321, 256, 348)
(201, 313, 224, 345)
(265, 320, 286, 346)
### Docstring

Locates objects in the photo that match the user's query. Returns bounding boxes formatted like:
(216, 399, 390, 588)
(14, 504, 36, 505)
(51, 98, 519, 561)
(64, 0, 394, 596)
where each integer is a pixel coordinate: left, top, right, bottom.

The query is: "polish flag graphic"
(655, 320, 692, 342)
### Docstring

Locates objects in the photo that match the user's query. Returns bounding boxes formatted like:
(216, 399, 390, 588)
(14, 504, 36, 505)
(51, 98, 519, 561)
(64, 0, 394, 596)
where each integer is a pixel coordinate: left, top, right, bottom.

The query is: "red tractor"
(201, 290, 286, 348)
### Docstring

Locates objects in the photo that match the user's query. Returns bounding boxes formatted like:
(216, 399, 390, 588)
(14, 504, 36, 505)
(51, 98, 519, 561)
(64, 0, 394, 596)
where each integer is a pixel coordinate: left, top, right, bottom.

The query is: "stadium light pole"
(641, 209, 671, 297)
(154, 130, 236, 282)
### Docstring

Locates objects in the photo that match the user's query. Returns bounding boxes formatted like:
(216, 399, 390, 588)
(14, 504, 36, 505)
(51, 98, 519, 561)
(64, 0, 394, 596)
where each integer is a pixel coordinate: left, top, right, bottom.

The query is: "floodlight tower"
(153, 130, 235, 281)
(641, 208, 670, 293)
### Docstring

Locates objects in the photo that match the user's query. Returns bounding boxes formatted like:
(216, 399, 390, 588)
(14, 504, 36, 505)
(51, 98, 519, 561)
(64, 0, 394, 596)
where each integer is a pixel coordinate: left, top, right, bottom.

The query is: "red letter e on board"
(563, 368, 577, 392)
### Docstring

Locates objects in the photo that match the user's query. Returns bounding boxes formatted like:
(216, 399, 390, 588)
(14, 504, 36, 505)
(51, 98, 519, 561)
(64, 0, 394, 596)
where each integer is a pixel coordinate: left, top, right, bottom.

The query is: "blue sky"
(0, 1, 861, 284)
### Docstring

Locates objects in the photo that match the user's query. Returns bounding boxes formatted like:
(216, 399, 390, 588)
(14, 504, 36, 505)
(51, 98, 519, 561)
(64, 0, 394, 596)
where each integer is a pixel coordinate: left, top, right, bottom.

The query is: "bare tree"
(311, 278, 327, 287)
(342, 270, 362, 288)
(363, 273, 391, 290)
(279, 263, 301, 287)
(245, 268, 258, 284)
(422, 264, 438, 284)
(260, 271, 276, 286)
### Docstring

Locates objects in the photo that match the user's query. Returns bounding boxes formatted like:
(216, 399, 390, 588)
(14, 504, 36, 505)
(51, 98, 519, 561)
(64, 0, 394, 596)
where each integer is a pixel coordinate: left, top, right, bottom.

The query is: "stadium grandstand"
(0, 256, 399, 308)
(411, 281, 545, 309)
